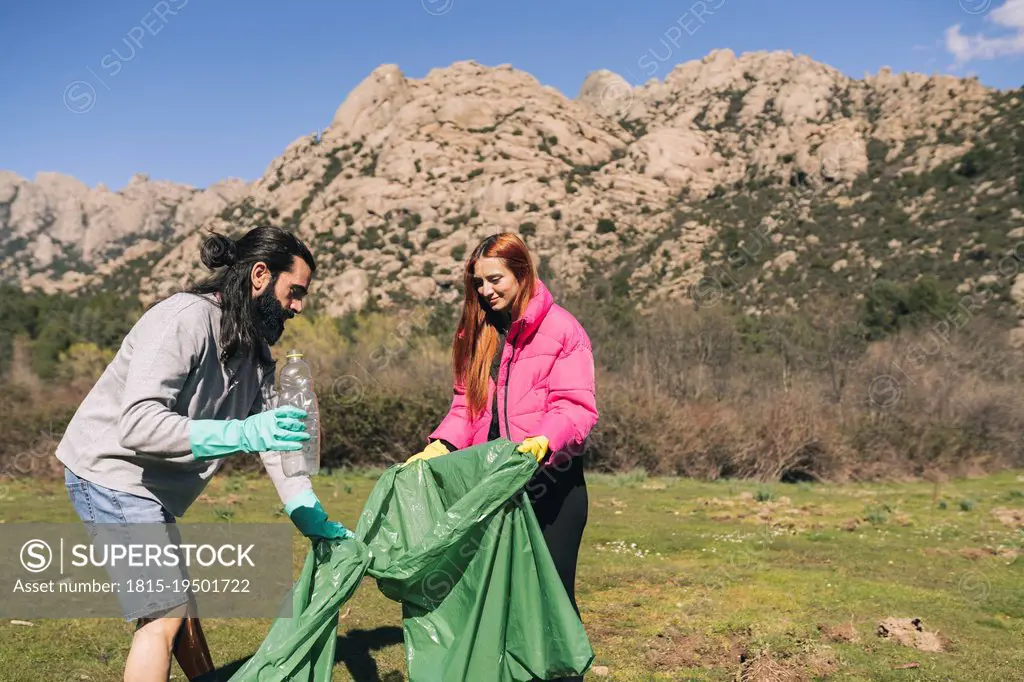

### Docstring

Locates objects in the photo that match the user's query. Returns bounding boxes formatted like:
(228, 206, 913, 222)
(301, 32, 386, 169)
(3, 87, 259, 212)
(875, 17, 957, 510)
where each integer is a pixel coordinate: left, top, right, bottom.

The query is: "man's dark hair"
(187, 226, 316, 363)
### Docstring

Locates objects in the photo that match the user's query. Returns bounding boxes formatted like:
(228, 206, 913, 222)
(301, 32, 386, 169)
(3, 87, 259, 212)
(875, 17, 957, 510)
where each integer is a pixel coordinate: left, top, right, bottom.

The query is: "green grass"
(1, 469, 1022, 681)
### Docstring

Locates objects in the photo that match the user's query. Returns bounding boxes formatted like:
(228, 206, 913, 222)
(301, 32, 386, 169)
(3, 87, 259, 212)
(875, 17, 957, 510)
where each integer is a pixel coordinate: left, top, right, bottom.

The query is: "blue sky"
(1, 0, 1021, 190)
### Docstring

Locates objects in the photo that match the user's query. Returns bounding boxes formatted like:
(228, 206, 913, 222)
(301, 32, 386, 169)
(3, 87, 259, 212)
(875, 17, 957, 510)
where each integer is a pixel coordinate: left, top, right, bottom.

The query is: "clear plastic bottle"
(277, 350, 320, 477)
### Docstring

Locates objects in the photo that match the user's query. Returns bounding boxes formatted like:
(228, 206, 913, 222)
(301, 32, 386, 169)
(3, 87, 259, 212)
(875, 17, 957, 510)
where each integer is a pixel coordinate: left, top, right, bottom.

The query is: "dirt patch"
(840, 518, 862, 532)
(642, 628, 743, 671)
(807, 647, 840, 677)
(696, 496, 739, 508)
(738, 648, 804, 682)
(959, 545, 1021, 561)
(818, 621, 860, 643)
(876, 617, 944, 653)
(697, 496, 820, 530)
(991, 507, 1024, 528)
(922, 547, 953, 557)
(591, 497, 629, 510)
(892, 512, 913, 526)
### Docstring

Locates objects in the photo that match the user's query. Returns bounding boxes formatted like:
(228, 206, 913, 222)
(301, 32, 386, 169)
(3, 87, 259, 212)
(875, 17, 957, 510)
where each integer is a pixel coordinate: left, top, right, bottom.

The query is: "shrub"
(956, 145, 995, 178)
(860, 277, 956, 340)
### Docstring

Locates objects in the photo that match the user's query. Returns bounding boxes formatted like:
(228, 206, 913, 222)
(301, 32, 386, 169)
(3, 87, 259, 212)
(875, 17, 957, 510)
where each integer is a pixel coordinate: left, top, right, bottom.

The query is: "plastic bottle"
(278, 350, 321, 477)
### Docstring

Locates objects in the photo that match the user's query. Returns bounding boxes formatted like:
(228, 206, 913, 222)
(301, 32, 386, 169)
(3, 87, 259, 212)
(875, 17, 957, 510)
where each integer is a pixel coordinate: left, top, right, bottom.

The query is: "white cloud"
(945, 0, 1024, 64)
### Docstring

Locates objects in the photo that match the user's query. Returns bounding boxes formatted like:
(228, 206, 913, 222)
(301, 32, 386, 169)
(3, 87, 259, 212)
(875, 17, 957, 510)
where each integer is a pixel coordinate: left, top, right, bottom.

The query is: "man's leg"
(64, 468, 197, 682)
(128, 609, 186, 682)
(130, 611, 215, 682)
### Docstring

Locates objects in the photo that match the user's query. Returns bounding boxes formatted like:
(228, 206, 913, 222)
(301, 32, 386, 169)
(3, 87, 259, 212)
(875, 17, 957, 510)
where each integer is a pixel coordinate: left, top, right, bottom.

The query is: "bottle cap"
(286, 349, 304, 359)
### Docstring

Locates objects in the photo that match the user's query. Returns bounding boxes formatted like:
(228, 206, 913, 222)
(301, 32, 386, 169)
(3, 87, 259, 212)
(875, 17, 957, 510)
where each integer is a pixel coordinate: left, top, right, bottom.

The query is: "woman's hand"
(404, 440, 450, 465)
(517, 436, 550, 464)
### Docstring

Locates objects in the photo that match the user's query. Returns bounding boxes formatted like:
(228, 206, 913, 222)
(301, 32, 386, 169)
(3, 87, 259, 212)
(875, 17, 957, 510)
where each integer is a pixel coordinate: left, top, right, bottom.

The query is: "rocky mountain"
(2, 49, 1021, 329)
(0, 170, 248, 293)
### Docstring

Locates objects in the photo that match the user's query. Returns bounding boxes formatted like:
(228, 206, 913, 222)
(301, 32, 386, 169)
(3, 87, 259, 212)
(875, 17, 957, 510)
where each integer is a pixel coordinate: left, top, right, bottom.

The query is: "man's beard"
(252, 287, 293, 346)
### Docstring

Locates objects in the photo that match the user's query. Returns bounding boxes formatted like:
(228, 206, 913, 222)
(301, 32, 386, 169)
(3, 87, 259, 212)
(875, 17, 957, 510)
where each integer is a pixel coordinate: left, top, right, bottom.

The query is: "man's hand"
(284, 491, 355, 540)
(190, 407, 309, 460)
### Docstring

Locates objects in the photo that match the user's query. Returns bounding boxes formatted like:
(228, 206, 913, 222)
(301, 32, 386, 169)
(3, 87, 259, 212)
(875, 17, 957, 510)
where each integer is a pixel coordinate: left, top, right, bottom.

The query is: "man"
(56, 226, 352, 682)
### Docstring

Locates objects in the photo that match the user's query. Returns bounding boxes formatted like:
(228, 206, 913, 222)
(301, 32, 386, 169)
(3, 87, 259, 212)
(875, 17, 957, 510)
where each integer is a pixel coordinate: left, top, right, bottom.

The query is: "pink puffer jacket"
(429, 279, 598, 467)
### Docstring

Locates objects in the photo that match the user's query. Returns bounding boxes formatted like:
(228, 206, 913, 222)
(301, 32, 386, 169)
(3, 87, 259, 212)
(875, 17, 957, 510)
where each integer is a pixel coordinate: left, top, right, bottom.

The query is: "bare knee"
(135, 616, 184, 649)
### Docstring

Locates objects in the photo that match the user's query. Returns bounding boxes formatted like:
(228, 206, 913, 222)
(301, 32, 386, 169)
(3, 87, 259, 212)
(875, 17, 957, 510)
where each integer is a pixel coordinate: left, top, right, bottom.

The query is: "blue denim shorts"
(64, 468, 192, 621)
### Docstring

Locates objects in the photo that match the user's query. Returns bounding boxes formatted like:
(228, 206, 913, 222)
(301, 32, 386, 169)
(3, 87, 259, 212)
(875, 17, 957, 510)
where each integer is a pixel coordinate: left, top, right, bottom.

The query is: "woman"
(407, 232, 598, 681)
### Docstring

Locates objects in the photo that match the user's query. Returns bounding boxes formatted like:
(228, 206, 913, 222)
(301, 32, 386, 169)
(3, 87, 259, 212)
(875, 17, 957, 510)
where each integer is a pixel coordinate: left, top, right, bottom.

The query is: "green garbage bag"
(229, 439, 594, 682)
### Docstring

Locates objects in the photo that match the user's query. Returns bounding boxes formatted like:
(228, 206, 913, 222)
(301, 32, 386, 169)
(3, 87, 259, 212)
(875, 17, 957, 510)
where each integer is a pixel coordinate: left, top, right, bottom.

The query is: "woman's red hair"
(453, 232, 537, 419)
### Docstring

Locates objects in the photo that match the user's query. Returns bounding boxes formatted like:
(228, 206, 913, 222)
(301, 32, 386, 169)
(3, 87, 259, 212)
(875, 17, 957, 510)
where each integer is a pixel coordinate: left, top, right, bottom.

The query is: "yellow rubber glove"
(405, 439, 450, 465)
(517, 436, 550, 464)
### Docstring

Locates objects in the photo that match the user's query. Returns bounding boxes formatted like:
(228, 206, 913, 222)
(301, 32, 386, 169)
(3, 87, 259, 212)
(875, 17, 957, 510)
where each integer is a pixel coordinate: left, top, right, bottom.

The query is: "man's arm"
(251, 365, 353, 540)
(251, 366, 314, 505)
(118, 301, 205, 455)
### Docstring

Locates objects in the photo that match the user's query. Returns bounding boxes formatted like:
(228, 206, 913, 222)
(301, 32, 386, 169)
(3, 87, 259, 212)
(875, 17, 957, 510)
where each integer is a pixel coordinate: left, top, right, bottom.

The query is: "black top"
(487, 311, 512, 441)
(434, 312, 512, 452)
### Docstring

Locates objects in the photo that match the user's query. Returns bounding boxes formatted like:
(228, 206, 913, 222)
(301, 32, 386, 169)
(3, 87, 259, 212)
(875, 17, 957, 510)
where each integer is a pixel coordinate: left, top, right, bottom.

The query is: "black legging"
(526, 455, 588, 682)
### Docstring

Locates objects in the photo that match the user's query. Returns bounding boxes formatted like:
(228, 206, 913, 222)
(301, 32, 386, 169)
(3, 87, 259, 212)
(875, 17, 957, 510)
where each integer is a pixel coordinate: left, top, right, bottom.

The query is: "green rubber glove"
(189, 406, 310, 461)
(284, 490, 355, 540)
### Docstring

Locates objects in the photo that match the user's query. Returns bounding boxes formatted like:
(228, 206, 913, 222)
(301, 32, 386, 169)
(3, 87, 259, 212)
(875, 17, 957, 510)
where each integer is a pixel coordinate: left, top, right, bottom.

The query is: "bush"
(861, 278, 956, 340)
(956, 145, 995, 178)
(596, 218, 616, 234)
(57, 342, 115, 389)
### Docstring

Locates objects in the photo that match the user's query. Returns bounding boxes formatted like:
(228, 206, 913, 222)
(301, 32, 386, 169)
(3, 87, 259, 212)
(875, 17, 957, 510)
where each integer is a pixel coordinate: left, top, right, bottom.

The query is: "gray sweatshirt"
(55, 292, 311, 518)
